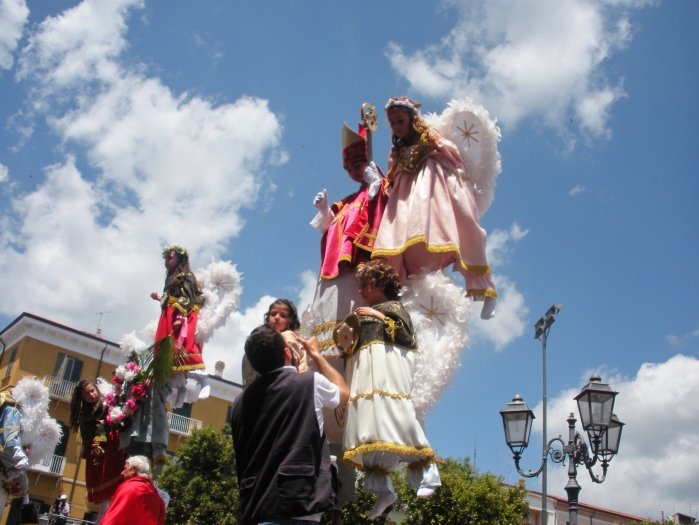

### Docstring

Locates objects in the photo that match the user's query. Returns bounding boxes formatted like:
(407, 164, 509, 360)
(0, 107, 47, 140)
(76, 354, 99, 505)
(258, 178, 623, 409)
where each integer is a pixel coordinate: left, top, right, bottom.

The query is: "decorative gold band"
(467, 288, 498, 299)
(342, 441, 435, 464)
(371, 235, 492, 275)
(348, 390, 411, 403)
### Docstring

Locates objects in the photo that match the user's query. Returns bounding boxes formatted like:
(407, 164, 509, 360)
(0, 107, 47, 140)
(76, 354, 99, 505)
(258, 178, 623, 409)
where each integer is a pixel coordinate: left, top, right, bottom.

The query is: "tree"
(326, 458, 528, 525)
(158, 425, 239, 525)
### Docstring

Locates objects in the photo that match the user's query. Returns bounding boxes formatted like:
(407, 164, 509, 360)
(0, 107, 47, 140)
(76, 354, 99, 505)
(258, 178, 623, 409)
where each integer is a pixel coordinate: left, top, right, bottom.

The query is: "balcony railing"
(43, 376, 77, 402)
(167, 412, 202, 436)
(29, 454, 66, 477)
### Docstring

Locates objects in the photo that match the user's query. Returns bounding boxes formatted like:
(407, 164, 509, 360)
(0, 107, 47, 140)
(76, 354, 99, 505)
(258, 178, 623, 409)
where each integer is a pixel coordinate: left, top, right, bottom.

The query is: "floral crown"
(162, 244, 189, 259)
(384, 96, 421, 114)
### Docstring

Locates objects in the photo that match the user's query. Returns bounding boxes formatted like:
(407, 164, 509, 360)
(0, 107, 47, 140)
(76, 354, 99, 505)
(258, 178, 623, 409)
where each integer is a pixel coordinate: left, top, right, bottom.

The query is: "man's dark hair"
(245, 324, 287, 374)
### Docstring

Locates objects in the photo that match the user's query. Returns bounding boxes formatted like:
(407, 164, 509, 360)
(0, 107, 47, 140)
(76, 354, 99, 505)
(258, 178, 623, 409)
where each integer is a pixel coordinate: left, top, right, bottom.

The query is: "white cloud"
(665, 327, 699, 346)
(296, 269, 318, 314)
(0, 0, 285, 339)
(470, 274, 528, 351)
(387, 0, 657, 137)
(531, 355, 699, 518)
(201, 295, 274, 384)
(465, 222, 529, 350)
(569, 184, 585, 196)
(0, 0, 29, 70)
(0, 163, 8, 182)
(487, 222, 529, 267)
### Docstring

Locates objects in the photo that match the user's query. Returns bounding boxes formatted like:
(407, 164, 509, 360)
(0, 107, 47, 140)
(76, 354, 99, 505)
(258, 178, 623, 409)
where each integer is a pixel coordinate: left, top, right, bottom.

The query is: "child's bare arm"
(354, 306, 385, 320)
(297, 335, 349, 405)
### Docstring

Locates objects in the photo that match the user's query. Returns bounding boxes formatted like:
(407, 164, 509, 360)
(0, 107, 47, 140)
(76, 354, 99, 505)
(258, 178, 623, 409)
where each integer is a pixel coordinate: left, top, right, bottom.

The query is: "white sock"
(367, 489, 397, 520)
(480, 296, 497, 320)
(417, 486, 435, 498)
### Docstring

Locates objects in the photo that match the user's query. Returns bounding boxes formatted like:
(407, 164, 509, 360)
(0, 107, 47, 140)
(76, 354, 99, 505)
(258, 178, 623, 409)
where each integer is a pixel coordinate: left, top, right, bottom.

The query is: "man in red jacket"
(101, 456, 165, 525)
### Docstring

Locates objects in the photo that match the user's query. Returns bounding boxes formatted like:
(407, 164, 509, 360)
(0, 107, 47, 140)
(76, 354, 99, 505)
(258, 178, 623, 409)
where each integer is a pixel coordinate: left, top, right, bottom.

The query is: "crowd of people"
(30, 96, 496, 525)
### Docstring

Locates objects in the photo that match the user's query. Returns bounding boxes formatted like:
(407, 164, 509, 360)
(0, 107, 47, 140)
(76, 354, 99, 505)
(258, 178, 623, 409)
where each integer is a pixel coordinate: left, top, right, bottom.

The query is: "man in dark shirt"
(231, 325, 349, 525)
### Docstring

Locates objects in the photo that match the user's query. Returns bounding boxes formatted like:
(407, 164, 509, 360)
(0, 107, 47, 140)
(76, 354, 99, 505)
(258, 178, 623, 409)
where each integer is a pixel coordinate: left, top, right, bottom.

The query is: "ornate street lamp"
(574, 374, 618, 448)
(499, 395, 535, 456)
(598, 414, 624, 460)
(499, 377, 624, 525)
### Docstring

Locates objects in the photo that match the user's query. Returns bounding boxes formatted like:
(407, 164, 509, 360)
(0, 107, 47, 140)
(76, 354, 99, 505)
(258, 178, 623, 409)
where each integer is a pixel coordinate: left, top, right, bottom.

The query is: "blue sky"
(0, 0, 697, 518)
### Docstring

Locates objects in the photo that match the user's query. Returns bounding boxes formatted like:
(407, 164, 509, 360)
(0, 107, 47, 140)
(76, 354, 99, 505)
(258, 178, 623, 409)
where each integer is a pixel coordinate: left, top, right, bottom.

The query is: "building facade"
(0, 312, 241, 524)
(522, 487, 652, 525)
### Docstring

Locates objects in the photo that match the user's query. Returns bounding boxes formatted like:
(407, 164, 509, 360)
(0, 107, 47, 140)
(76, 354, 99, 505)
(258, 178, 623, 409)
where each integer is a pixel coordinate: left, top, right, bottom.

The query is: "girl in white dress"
(342, 259, 441, 519)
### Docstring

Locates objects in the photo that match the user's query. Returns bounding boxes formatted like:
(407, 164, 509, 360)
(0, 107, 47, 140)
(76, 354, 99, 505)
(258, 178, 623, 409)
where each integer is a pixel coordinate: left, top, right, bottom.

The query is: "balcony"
(167, 412, 202, 436)
(29, 454, 66, 477)
(43, 376, 77, 402)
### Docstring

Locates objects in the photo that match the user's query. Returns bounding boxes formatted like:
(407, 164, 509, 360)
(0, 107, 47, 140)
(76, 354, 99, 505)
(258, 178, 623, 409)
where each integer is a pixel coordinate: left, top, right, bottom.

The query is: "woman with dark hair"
(69, 380, 127, 524)
(242, 298, 304, 388)
(150, 245, 206, 372)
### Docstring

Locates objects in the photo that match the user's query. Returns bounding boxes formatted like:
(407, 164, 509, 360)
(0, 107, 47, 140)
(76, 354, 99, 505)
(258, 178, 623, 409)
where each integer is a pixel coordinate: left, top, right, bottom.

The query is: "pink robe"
(372, 130, 497, 299)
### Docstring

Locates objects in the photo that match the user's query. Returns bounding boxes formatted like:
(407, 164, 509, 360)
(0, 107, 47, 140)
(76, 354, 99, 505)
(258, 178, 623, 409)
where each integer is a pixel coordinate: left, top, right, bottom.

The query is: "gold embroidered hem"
(362, 464, 391, 477)
(343, 441, 435, 463)
(167, 295, 202, 316)
(467, 288, 499, 299)
(172, 363, 206, 372)
(348, 390, 411, 404)
(353, 223, 379, 251)
(318, 338, 337, 351)
(406, 457, 435, 471)
(372, 234, 492, 275)
(313, 320, 339, 335)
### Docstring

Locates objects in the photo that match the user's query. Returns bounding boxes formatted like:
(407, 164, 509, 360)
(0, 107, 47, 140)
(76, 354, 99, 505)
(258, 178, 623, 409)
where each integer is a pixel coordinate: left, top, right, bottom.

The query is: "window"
(3, 347, 17, 378)
(172, 402, 192, 419)
(225, 405, 233, 427)
(52, 353, 83, 382)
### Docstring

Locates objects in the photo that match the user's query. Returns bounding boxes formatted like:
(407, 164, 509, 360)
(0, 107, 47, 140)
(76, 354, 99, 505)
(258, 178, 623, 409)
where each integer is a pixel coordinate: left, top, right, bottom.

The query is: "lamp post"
(533, 304, 563, 525)
(500, 376, 624, 525)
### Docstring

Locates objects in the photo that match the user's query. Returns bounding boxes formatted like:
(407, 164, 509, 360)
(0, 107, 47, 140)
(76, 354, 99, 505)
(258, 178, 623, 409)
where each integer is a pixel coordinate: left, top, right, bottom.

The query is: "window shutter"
(69, 359, 83, 383)
(52, 353, 66, 377)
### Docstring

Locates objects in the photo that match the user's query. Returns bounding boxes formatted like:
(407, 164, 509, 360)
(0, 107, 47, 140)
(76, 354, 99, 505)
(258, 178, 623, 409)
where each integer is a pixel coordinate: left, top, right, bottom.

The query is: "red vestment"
(319, 180, 390, 279)
(101, 476, 165, 525)
(84, 429, 128, 503)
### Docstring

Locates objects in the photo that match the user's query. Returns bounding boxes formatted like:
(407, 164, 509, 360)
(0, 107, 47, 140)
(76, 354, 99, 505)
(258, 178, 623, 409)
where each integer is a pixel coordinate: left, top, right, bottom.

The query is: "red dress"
(101, 476, 165, 525)
(155, 272, 205, 371)
(80, 406, 128, 504)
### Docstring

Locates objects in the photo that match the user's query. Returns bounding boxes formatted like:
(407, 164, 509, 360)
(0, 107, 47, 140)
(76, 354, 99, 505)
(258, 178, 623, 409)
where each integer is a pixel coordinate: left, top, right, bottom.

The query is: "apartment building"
(0, 312, 241, 524)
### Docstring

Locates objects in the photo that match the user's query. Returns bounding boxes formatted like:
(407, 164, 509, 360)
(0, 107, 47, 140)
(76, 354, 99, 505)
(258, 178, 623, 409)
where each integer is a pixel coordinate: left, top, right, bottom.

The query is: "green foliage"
(159, 440, 526, 525)
(158, 425, 239, 525)
(329, 458, 528, 525)
(396, 459, 528, 525)
(320, 483, 387, 525)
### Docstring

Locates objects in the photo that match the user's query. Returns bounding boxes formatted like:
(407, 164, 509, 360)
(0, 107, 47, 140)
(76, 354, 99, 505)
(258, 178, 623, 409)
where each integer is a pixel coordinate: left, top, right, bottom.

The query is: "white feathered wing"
(424, 98, 502, 217)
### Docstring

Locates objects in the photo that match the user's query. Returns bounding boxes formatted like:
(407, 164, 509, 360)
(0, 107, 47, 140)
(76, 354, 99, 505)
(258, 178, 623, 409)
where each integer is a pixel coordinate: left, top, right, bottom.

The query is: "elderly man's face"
(121, 464, 137, 480)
